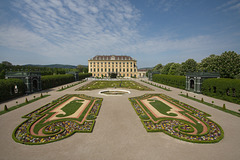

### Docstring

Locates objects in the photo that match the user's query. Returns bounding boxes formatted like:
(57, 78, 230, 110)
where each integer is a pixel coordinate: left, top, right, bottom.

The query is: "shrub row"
(78, 73, 92, 80)
(41, 73, 91, 90)
(0, 79, 26, 102)
(202, 78, 240, 104)
(152, 74, 185, 89)
(41, 74, 75, 90)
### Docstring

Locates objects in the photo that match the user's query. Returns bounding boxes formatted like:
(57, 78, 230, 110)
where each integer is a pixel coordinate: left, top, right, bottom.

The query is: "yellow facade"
(88, 55, 138, 78)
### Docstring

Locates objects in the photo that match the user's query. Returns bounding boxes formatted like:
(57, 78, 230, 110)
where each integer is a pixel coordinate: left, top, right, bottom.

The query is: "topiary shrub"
(4, 105, 8, 111)
(223, 104, 226, 110)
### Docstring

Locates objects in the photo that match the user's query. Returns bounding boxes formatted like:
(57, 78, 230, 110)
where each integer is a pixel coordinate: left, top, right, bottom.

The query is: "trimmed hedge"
(78, 73, 92, 80)
(0, 79, 26, 102)
(152, 74, 185, 89)
(202, 78, 240, 104)
(41, 74, 75, 90)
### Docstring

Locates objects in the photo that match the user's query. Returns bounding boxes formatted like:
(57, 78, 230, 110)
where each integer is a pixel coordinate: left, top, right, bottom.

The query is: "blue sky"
(0, 0, 239, 68)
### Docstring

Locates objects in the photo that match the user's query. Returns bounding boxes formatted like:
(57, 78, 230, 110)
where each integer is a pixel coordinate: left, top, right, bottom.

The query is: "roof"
(89, 55, 136, 61)
(186, 72, 220, 78)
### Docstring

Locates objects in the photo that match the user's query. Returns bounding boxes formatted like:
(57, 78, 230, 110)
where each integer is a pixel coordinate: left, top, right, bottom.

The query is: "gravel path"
(0, 78, 239, 160)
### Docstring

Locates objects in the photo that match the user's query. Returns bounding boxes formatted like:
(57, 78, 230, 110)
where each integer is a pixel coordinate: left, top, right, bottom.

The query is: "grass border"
(57, 79, 87, 91)
(179, 94, 240, 117)
(140, 80, 171, 91)
(0, 95, 50, 116)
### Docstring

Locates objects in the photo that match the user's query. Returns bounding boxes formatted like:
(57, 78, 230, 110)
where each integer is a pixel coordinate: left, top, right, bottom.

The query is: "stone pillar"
(25, 76, 31, 94)
(186, 76, 189, 90)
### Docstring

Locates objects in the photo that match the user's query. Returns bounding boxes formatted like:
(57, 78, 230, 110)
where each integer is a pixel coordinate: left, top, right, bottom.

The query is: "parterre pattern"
(12, 94, 102, 145)
(129, 94, 224, 143)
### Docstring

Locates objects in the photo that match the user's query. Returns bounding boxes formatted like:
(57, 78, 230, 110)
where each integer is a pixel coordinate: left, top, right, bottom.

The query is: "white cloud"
(0, 0, 238, 66)
(147, 0, 181, 12)
(216, 0, 240, 13)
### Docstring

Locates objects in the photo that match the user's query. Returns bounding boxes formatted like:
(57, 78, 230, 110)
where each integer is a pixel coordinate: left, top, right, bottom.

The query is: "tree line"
(0, 62, 88, 79)
(151, 51, 240, 79)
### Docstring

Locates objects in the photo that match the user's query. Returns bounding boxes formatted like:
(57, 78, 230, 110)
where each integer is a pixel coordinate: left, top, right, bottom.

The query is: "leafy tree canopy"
(168, 63, 182, 75)
(153, 63, 163, 72)
(181, 59, 198, 74)
(161, 63, 174, 75)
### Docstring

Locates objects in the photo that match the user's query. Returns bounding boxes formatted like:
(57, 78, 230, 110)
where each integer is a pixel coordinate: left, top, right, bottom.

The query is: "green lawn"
(56, 100, 83, 117)
(148, 99, 177, 116)
(76, 80, 153, 91)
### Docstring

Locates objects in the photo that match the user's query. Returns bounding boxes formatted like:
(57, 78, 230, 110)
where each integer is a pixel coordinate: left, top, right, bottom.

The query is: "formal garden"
(12, 94, 102, 145)
(76, 80, 153, 91)
(129, 94, 224, 143)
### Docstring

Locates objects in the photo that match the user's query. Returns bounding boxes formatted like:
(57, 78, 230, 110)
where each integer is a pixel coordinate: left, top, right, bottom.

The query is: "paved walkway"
(0, 78, 239, 160)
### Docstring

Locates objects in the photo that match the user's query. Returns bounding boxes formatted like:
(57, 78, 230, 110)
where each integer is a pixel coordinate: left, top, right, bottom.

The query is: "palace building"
(88, 55, 138, 78)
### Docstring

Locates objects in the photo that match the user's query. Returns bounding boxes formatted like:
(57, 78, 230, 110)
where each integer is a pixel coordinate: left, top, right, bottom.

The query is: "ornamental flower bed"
(12, 94, 102, 145)
(129, 94, 224, 143)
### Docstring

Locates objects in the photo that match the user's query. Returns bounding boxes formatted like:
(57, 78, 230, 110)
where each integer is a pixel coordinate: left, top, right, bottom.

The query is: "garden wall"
(152, 74, 185, 89)
(202, 78, 240, 104)
(0, 79, 26, 102)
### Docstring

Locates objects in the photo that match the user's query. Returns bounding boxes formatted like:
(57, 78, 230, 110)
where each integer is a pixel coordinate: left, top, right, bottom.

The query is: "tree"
(77, 65, 87, 73)
(1, 61, 12, 66)
(218, 51, 240, 78)
(161, 63, 174, 75)
(168, 63, 182, 75)
(153, 63, 163, 72)
(199, 51, 240, 78)
(199, 54, 219, 72)
(181, 59, 198, 75)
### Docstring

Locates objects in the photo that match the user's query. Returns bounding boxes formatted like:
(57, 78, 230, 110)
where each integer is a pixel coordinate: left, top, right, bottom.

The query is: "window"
(123, 68, 125, 72)
(105, 68, 107, 72)
(94, 68, 96, 72)
(130, 69, 132, 72)
(101, 68, 103, 72)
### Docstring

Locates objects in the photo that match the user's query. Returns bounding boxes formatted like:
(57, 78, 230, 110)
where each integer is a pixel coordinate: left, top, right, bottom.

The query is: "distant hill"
(23, 64, 82, 69)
